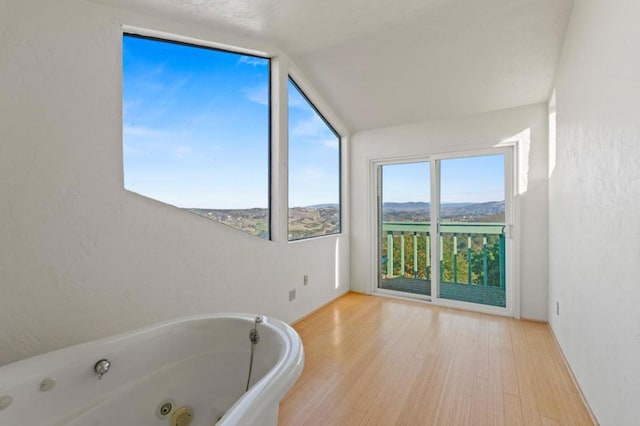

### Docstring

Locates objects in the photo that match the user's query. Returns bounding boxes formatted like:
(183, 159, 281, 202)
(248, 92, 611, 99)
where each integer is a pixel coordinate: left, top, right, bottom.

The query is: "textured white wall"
(549, 1, 640, 424)
(0, 0, 349, 366)
(350, 104, 549, 320)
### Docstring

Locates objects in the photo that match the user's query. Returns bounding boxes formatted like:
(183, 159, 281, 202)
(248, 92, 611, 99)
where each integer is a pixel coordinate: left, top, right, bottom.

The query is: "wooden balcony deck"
(380, 276, 506, 307)
(380, 276, 432, 296)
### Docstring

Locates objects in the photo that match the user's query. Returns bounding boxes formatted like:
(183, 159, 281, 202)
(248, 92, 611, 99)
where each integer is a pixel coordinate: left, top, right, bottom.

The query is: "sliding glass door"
(438, 154, 507, 307)
(376, 150, 511, 311)
(378, 161, 432, 297)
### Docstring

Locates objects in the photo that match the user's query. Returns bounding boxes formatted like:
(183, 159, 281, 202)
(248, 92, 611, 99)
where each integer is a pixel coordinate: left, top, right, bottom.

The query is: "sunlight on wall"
(548, 90, 557, 178)
(334, 238, 341, 289)
(497, 128, 531, 195)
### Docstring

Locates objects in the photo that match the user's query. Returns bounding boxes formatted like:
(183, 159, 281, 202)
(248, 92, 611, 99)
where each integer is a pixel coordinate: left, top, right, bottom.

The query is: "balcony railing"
(381, 221, 506, 306)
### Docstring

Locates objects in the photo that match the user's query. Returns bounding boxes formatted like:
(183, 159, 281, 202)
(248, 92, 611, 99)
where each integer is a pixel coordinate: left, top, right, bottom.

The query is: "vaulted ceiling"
(91, 0, 573, 131)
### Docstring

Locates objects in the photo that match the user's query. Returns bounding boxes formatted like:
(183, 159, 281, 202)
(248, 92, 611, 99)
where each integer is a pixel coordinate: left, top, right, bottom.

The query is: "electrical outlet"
(289, 289, 296, 302)
(303, 275, 309, 286)
(556, 301, 560, 316)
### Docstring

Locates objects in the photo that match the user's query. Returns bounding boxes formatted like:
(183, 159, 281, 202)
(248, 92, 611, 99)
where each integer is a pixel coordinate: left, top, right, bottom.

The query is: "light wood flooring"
(279, 292, 594, 426)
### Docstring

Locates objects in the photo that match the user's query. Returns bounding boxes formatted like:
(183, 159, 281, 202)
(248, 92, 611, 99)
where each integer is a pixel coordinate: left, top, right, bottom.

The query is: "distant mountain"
(287, 206, 339, 239)
(188, 207, 269, 238)
(305, 203, 340, 209)
(441, 201, 505, 218)
(185, 205, 339, 239)
(185, 200, 505, 239)
(383, 202, 430, 211)
(382, 200, 505, 222)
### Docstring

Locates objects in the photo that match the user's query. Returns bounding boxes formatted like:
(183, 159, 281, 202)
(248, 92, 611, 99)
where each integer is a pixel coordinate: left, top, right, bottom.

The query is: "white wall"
(549, 1, 640, 424)
(0, 0, 349, 366)
(350, 103, 549, 320)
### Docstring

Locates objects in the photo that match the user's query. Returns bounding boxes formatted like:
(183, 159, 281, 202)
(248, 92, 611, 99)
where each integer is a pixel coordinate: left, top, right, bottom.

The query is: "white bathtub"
(0, 314, 304, 425)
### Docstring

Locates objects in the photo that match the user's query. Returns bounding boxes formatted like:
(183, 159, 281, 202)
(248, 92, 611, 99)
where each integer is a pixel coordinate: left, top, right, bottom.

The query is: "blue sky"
(123, 35, 497, 210)
(382, 162, 431, 203)
(441, 155, 504, 203)
(382, 155, 505, 204)
(288, 79, 340, 208)
(123, 35, 339, 209)
(123, 35, 270, 209)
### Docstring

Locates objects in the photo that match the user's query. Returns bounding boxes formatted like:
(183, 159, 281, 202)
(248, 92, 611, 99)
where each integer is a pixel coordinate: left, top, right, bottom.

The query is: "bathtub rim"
(216, 313, 304, 425)
(0, 313, 304, 425)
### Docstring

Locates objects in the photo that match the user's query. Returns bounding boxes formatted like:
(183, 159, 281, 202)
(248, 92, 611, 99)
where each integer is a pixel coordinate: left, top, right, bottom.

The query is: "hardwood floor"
(279, 292, 594, 426)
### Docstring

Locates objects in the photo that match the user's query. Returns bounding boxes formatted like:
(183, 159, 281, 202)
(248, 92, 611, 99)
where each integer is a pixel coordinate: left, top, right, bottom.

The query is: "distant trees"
(186, 206, 339, 240)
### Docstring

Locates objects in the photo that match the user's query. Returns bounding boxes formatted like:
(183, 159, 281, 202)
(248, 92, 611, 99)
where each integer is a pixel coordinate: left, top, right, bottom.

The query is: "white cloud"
(317, 138, 339, 150)
(123, 125, 176, 138)
(288, 87, 309, 110)
(292, 114, 325, 137)
(123, 142, 143, 157)
(238, 56, 268, 66)
(243, 84, 269, 105)
(123, 126, 195, 160)
(123, 99, 141, 117)
(133, 64, 166, 93)
(170, 145, 192, 160)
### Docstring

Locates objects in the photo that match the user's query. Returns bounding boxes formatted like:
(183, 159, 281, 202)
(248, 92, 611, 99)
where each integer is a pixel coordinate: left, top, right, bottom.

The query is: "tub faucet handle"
(94, 359, 111, 379)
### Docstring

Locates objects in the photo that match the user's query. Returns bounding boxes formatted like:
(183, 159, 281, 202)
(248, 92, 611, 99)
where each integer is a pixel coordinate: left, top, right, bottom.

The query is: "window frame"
(287, 76, 342, 241)
(122, 32, 273, 240)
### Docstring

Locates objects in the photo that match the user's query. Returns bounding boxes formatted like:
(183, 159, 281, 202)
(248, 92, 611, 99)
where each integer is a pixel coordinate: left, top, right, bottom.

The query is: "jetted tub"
(0, 314, 304, 425)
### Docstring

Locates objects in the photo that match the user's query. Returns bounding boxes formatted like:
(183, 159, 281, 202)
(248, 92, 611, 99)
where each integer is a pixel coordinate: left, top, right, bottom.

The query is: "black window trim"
(287, 76, 342, 242)
(122, 32, 273, 241)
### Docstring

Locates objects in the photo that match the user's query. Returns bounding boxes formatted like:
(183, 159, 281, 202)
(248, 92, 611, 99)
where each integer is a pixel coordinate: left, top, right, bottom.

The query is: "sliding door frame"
(369, 146, 519, 318)
(374, 155, 434, 302)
